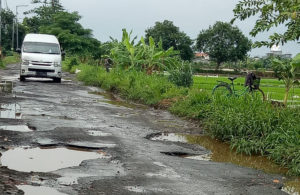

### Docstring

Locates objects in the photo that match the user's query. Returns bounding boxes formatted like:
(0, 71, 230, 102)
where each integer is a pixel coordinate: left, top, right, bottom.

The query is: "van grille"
(31, 61, 52, 66)
(28, 68, 55, 73)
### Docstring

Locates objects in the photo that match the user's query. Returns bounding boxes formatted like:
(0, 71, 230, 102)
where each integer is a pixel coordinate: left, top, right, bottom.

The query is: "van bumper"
(20, 65, 62, 79)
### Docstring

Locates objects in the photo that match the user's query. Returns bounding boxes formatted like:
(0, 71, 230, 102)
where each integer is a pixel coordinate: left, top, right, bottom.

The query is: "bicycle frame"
(216, 80, 250, 97)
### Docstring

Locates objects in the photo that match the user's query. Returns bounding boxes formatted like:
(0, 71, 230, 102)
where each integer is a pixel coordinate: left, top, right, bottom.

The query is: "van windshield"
(23, 42, 60, 55)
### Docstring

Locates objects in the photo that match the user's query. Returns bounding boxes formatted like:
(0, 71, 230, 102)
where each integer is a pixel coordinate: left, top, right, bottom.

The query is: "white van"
(19, 34, 64, 83)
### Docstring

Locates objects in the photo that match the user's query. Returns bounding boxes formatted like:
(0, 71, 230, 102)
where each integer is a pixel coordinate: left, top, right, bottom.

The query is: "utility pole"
(16, 5, 28, 49)
(11, 18, 14, 51)
(0, 0, 2, 58)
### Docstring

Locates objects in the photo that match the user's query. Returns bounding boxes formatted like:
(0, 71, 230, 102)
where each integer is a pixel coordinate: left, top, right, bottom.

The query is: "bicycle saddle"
(228, 77, 237, 81)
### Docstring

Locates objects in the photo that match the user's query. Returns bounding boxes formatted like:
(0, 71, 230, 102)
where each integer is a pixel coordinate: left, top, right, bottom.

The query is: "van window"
(23, 42, 60, 55)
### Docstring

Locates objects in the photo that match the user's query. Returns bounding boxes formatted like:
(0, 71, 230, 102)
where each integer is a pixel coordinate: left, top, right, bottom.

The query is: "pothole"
(0, 147, 107, 172)
(0, 125, 36, 132)
(16, 185, 67, 195)
(0, 103, 22, 119)
(148, 133, 288, 174)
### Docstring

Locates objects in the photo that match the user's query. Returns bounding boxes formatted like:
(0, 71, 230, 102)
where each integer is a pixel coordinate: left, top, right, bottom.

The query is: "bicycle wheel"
(212, 84, 232, 97)
(251, 88, 266, 101)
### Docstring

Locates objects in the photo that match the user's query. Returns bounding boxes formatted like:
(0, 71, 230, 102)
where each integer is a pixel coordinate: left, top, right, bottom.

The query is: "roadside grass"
(1, 53, 20, 68)
(68, 64, 300, 176)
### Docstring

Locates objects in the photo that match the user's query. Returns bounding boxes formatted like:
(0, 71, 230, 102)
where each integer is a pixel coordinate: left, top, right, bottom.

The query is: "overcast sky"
(5, 0, 300, 57)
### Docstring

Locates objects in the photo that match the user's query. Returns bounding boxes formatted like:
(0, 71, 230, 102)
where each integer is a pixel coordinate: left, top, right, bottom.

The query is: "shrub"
(169, 61, 193, 87)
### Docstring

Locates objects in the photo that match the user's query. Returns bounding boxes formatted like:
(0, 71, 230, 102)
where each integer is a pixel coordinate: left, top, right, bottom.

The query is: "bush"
(169, 62, 193, 87)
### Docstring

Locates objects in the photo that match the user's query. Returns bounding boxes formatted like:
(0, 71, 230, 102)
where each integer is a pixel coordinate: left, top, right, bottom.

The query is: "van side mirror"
(61, 51, 66, 61)
(16, 48, 21, 54)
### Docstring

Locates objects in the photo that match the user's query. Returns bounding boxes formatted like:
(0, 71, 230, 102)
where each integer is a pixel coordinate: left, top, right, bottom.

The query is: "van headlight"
(22, 60, 30, 65)
(54, 62, 61, 67)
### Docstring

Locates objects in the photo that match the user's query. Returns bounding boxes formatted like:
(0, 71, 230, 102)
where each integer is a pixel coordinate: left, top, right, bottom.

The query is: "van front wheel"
(53, 78, 61, 83)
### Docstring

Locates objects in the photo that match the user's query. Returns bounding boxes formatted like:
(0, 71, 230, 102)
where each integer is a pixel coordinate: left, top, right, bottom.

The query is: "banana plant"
(272, 53, 300, 106)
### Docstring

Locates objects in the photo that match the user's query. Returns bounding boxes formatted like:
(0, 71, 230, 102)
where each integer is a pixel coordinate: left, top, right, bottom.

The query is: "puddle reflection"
(0, 147, 105, 172)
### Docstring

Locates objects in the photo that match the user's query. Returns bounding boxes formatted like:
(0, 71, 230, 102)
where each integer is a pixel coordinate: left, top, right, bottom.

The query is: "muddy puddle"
(0, 147, 106, 172)
(17, 185, 66, 195)
(0, 125, 35, 132)
(0, 103, 22, 119)
(150, 133, 300, 194)
(150, 133, 287, 174)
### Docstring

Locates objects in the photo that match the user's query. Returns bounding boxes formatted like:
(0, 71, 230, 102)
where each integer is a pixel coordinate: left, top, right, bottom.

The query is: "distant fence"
(193, 68, 300, 79)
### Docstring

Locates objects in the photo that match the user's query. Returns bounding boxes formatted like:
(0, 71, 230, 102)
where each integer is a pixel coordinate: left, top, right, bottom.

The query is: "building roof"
(195, 52, 209, 58)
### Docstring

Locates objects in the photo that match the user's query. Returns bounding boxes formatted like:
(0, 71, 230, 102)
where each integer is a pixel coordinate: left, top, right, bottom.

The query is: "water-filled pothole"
(0, 125, 36, 132)
(150, 133, 287, 174)
(0, 103, 22, 119)
(17, 185, 67, 195)
(0, 147, 106, 172)
(149, 133, 300, 194)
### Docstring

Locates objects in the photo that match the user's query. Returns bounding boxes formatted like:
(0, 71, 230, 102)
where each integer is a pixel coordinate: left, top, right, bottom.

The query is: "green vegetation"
(0, 9, 25, 53)
(74, 65, 187, 105)
(24, 0, 101, 60)
(145, 20, 194, 61)
(1, 53, 20, 68)
(196, 21, 252, 70)
(232, 0, 300, 47)
(272, 54, 300, 105)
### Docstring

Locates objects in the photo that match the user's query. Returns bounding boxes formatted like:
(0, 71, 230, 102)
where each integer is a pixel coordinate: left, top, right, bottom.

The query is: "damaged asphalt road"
(0, 64, 287, 195)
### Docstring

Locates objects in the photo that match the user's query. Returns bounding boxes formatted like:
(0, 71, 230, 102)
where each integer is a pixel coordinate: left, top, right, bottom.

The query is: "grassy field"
(193, 75, 300, 104)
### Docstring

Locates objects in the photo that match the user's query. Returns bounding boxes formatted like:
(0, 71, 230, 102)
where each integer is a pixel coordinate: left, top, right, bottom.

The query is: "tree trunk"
(283, 88, 290, 106)
(215, 62, 221, 71)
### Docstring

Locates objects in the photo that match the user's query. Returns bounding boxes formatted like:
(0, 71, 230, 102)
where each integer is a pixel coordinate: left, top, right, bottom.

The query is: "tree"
(0, 9, 25, 54)
(110, 29, 179, 74)
(272, 53, 300, 106)
(23, 0, 64, 33)
(231, 0, 300, 47)
(23, 1, 101, 60)
(145, 20, 194, 61)
(196, 21, 252, 70)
